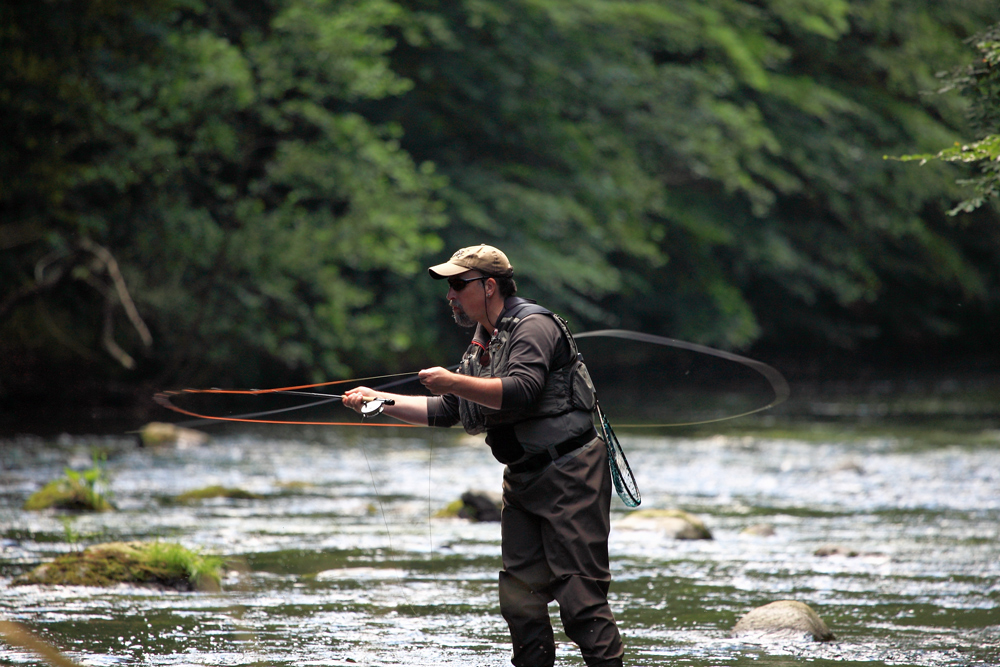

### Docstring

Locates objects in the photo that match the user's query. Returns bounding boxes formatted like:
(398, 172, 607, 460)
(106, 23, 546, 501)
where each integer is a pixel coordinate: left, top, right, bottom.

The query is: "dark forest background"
(3, 0, 999, 431)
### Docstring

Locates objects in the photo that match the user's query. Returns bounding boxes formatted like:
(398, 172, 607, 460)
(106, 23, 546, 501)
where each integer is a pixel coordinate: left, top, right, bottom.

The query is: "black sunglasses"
(447, 276, 489, 292)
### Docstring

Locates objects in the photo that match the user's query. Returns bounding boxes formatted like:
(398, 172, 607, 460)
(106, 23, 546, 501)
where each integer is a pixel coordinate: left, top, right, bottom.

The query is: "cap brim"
(428, 261, 470, 279)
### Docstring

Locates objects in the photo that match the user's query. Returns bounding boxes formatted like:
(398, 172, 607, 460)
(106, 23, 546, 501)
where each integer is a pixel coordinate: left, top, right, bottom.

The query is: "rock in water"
(731, 600, 835, 643)
(615, 509, 712, 540)
(140, 422, 209, 449)
(741, 523, 776, 537)
(458, 491, 502, 522)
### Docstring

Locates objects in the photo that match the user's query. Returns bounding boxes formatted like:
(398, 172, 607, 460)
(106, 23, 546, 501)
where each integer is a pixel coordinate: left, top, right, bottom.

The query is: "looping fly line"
(154, 372, 419, 427)
(154, 330, 789, 428)
(575, 329, 789, 427)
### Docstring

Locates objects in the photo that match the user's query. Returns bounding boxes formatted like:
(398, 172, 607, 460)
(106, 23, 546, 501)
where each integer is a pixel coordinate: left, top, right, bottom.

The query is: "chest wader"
(458, 299, 624, 667)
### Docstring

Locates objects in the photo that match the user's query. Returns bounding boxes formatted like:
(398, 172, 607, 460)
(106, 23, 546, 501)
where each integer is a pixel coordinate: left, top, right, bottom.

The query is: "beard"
(451, 301, 476, 328)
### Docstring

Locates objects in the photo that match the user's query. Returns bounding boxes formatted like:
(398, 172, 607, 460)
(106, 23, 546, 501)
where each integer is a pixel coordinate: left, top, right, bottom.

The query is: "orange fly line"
(154, 331, 789, 429)
(153, 372, 425, 427)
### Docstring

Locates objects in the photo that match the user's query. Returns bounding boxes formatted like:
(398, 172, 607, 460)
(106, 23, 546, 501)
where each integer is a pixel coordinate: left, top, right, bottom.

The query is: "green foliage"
(3, 0, 1000, 401)
(59, 516, 82, 546)
(23, 456, 114, 512)
(2, 0, 445, 389)
(896, 23, 1000, 214)
(143, 541, 225, 591)
(385, 0, 1000, 350)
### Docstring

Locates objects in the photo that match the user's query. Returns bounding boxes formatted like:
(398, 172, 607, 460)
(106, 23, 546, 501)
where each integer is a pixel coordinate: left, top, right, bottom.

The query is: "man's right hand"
(342, 387, 375, 414)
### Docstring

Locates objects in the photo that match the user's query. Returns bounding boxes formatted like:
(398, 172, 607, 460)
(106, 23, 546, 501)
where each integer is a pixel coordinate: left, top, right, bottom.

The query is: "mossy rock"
(175, 485, 263, 502)
(23, 478, 114, 512)
(435, 490, 502, 522)
(12, 541, 223, 591)
(615, 509, 713, 540)
(731, 600, 835, 643)
(435, 499, 465, 518)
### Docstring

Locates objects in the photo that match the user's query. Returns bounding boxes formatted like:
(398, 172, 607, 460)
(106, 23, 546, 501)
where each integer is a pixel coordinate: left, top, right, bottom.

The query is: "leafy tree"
(1, 0, 445, 395)
(3, 0, 999, 411)
(383, 0, 1000, 353)
(897, 23, 1000, 215)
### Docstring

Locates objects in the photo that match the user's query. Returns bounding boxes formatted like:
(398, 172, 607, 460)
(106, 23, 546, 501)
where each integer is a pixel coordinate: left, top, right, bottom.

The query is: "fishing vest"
(457, 298, 597, 461)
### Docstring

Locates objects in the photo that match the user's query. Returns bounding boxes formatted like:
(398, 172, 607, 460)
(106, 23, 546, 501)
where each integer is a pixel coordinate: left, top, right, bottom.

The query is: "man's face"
(447, 270, 485, 328)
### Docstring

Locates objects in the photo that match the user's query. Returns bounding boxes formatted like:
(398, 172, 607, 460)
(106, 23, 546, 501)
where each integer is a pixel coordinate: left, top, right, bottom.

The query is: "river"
(1, 419, 999, 667)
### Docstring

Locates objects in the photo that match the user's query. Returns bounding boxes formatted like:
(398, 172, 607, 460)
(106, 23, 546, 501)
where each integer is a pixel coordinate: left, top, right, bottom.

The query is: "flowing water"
(1, 422, 998, 667)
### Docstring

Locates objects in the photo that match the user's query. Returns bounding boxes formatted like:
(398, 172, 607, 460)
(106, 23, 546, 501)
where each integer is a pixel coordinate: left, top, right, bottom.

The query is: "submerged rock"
(12, 541, 222, 591)
(731, 600, 835, 643)
(814, 544, 890, 561)
(140, 422, 209, 449)
(615, 509, 712, 540)
(175, 485, 264, 502)
(814, 544, 859, 557)
(741, 523, 776, 537)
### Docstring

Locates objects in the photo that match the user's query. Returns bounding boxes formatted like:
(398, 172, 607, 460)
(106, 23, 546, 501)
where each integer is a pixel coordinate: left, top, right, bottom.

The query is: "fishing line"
(171, 395, 344, 428)
(154, 371, 427, 427)
(156, 370, 456, 428)
(427, 430, 435, 551)
(575, 329, 790, 427)
(156, 331, 786, 430)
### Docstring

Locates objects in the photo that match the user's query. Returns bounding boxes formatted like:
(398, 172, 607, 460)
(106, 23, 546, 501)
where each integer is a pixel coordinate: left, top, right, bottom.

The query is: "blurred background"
(3, 0, 999, 435)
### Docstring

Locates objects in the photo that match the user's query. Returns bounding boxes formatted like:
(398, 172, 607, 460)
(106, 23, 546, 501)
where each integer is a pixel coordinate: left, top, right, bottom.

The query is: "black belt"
(506, 428, 597, 473)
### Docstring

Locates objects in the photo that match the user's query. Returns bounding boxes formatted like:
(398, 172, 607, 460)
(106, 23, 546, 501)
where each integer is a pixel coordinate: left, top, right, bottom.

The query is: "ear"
(486, 277, 497, 297)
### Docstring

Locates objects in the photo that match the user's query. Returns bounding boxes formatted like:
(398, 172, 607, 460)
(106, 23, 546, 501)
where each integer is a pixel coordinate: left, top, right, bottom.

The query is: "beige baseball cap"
(428, 244, 514, 279)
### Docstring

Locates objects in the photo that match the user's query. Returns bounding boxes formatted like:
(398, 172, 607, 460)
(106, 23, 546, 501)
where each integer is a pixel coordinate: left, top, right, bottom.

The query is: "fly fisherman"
(343, 244, 624, 667)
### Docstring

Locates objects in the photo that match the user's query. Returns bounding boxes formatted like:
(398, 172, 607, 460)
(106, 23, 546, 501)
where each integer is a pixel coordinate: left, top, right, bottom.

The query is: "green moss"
(434, 499, 465, 518)
(12, 541, 223, 591)
(24, 463, 114, 512)
(275, 481, 315, 491)
(175, 485, 263, 502)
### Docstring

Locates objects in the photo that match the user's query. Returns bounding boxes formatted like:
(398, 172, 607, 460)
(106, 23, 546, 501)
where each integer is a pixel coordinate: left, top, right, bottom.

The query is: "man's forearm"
(443, 373, 503, 410)
(376, 393, 431, 425)
(419, 367, 503, 410)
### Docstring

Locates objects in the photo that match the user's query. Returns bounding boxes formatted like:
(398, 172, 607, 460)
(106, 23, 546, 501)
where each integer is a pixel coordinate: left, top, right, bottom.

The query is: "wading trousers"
(499, 438, 624, 667)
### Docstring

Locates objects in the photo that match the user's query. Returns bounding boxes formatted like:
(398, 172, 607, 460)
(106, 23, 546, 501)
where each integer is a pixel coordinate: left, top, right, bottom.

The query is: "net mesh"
(597, 402, 641, 507)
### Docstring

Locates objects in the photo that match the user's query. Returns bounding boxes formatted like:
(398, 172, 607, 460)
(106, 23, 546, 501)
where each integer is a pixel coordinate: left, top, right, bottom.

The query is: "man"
(343, 244, 624, 667)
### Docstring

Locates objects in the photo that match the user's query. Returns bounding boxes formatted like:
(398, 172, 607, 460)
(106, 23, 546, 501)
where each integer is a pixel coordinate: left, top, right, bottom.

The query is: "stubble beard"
(451, 301, 476, 328)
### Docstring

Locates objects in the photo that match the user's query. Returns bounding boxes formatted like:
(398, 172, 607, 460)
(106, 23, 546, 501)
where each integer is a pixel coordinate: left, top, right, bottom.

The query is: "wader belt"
(506, 428, 598, 474)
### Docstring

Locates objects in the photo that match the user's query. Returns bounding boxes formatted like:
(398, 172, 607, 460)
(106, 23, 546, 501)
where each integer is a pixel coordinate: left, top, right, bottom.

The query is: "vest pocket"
(485, 424, 525, 464)
(571, 360, 597, 411)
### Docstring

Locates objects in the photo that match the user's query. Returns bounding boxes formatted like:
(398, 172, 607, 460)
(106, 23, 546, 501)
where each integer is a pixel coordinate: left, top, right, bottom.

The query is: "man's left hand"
(418, 367, 455, 395)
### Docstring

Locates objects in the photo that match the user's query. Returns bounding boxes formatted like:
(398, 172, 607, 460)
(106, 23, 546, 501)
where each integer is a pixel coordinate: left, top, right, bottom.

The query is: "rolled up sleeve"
(499, 315, 563, 410)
